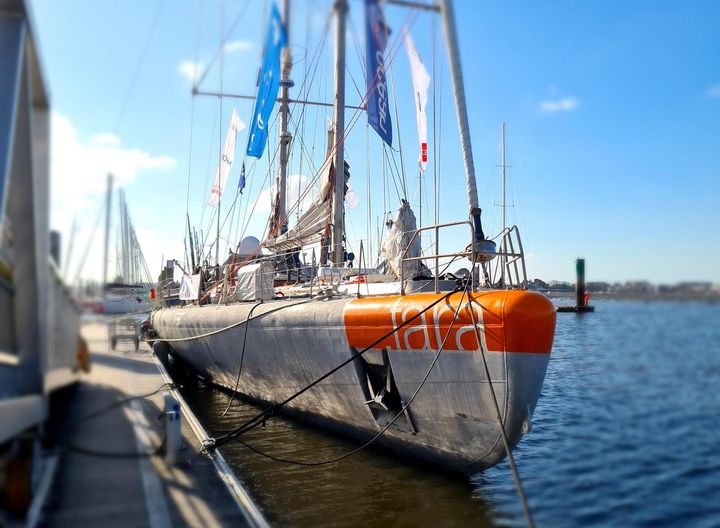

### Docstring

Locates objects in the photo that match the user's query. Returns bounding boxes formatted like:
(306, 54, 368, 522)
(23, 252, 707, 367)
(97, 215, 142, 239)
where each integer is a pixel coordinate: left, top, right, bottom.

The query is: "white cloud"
(90, 132, 120, 146)
(50, 111, 176, 281)
(707, 85, 720, 98)
(178, 60, 203, 83)
(224, 40, 253, 53)
(539, 97, 580, 114)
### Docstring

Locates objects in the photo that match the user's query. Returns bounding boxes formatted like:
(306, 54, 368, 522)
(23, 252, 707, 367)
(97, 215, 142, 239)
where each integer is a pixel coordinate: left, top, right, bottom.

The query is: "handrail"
(399, 220, 476, 295)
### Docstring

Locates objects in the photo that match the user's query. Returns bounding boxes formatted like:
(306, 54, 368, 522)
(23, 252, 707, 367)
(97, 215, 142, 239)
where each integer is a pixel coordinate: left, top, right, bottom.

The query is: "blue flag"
(238, 162, 246, 193)
(365, 0, 392, 147)
(246, 3, 287, 158)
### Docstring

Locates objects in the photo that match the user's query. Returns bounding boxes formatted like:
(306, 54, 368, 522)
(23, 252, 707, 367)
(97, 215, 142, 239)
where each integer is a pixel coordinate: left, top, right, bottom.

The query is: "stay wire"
(209, 286, 458, 450)
(466, 297, 535, 528)
(229, 280, 471, 466)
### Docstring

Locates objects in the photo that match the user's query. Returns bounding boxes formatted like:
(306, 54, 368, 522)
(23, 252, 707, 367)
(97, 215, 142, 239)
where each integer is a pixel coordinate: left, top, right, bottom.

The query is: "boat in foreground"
(152, 288, 554, 472)
(149, 0, 557, 473)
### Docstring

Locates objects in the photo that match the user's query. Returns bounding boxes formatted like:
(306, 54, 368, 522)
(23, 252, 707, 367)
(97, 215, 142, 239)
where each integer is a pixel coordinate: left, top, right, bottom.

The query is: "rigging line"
(431, 13, 438, 228)
(198, 104, 222, 228)
(366, 122, 372, 265)
(203, 107, 281, 263)
(225, 281, 470, 467)
(382, 143, 404, 203)
(388, 63, 408, 198)
(202, 6, 422, 289)
(192, 0, 254, 91)
(466, 298, 535, 528)
(436, 38, 444, 227)
(185, 0, 206, 221)
(209, 286, 461, 449)
(113, 0, 166, 132)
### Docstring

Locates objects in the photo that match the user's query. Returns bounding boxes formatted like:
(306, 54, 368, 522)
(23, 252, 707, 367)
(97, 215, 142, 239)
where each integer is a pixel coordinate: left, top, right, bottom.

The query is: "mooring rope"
(467, 296, 535, 528)
(208, 287, 460, 450)
(224, 282, 470, 466)
(151, 298, 312, 343)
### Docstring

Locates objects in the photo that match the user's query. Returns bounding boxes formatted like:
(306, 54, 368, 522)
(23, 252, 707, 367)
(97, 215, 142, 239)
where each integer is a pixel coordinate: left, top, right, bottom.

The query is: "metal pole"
(501, 122, 506, 286)
(276, 0, 292, 235)
(439, 0, 485, 241)
(102, 174, 113, 287)
(330, 0, 348, 266)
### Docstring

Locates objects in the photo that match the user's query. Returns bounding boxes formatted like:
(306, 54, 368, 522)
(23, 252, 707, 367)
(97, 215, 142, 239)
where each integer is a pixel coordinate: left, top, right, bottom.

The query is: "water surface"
(180, 300, 720, 526)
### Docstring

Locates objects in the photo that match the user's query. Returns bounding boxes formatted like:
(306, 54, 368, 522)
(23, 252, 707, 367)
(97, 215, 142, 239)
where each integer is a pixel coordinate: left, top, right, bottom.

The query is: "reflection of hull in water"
(151, 290, 556, 473)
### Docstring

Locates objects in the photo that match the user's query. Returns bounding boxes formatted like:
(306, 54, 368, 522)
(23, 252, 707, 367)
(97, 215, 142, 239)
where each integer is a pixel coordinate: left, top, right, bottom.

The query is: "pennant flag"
(404, 31, 430, 172)
(208, 108, 245, 207)
(238, 162, 246, 193)
(246, 3, 287, 158)
(365, 0, 392, 147)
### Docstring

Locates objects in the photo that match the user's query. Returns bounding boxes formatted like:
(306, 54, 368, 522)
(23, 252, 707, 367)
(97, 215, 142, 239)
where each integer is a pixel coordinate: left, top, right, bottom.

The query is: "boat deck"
(40, 320, 266, 527)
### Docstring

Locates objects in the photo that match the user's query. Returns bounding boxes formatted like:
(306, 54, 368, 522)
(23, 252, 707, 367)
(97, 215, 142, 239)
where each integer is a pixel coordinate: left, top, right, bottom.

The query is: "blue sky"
(31, 0, 720, 284)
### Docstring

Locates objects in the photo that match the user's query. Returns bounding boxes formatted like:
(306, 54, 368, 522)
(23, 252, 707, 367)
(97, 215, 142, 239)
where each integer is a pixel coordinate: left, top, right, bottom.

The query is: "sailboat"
(100, 174, 154, 315)
(149, 0, 556, 473)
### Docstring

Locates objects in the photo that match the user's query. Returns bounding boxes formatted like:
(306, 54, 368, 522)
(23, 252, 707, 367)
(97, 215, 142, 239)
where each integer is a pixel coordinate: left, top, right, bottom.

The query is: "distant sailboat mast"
(102, 173, 113, 288)
(501, 121, 506, 286)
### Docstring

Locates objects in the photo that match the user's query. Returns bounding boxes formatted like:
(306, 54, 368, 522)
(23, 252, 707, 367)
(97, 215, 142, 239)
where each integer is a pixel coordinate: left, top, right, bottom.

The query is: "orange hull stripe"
(343, 290, 556, 354)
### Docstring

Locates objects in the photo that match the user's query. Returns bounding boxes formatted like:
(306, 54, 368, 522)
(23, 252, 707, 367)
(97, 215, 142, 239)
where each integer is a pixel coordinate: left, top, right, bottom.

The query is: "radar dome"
(238, 236, 260, 256)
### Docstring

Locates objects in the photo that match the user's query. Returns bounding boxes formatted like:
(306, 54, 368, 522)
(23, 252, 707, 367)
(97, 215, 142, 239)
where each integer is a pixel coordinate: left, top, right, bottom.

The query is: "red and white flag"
(404, 31, 430, 172)
(208, 107, 245, 207)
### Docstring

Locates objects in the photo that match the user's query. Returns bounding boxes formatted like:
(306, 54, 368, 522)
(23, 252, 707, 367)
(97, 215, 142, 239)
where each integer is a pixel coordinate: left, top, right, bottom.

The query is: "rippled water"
(179, 300, 720, 527)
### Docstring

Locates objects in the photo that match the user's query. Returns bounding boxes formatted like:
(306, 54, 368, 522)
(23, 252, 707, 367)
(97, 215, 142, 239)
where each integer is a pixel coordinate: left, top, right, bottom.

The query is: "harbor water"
(179, 299, 720, 526)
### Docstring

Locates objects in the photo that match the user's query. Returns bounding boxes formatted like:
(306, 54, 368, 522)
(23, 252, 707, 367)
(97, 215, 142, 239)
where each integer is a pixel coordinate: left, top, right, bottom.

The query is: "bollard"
(163, 392, 182, 465)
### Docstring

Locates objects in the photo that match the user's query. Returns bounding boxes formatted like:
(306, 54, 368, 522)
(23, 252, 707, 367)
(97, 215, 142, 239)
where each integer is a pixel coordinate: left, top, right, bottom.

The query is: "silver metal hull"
(151, 291, 555, 473)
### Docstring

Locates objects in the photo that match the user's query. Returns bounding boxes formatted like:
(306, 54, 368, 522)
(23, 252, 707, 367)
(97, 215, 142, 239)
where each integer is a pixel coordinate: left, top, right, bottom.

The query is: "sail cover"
(208, 108, 245, 207)
(378, 200, 429, 279)
(246, 3, 288, 159)
(365, 0, 392, 147)
(404, 31, 430, 172)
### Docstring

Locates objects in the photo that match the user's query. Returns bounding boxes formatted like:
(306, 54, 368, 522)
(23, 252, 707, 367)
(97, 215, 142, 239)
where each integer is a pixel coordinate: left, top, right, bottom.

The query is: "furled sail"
(262, 157, 337, 252)
(377, 200, 429, 279)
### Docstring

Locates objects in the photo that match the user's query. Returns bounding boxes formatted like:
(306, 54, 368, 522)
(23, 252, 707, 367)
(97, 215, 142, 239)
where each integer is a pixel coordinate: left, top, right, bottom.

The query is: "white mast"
(276, 0, 292, 235)
(330, 0, 348, 266)
(440, 0, 493, 254)
(501, 122, 506, 286)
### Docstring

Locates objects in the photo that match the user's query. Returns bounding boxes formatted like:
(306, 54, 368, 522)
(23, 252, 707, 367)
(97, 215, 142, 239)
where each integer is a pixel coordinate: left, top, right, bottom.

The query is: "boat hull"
(150, 290, 556, 473)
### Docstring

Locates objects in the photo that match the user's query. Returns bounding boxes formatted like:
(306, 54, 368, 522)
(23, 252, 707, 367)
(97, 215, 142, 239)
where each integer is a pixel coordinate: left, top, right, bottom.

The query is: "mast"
(276, 0, 292, 235)
(501, 122, 506, 286)
(102, 173, 113, 287)
(439, 0, 491, 249)
(331, 0, 348, 266)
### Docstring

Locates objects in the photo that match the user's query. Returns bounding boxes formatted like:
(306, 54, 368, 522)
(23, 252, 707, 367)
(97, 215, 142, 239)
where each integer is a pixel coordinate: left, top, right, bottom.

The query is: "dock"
(36, 319, 267, 528)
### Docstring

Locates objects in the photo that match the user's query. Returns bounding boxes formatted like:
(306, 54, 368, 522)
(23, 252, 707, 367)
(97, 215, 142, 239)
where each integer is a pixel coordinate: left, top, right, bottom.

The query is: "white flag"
(404, 31, 430, 172)
(208, 107, 246, 207)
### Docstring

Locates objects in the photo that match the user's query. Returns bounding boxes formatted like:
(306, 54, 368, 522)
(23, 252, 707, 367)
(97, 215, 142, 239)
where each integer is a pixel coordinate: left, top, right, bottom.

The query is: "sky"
(29, 0, 720, 284)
